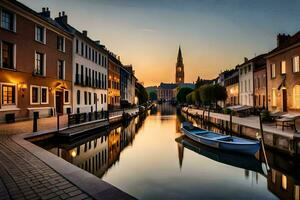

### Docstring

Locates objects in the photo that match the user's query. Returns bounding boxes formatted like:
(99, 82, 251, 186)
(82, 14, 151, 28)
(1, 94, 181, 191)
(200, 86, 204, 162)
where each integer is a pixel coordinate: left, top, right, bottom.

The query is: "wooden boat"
(175, 136, 264, 174)
(181, 122, 260, 155)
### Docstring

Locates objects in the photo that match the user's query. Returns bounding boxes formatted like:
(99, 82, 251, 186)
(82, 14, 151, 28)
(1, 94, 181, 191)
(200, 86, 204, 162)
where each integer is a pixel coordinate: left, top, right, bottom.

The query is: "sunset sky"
(21, 0, 300, 86)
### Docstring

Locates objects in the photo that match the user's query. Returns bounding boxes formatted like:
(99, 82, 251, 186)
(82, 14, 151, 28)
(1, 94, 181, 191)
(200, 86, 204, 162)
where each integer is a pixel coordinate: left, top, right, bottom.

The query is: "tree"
(149, 91, 157, 101)
(177, 87, 193, 103)
(199, 84, 227, 107)
(135, 82, 148, 105)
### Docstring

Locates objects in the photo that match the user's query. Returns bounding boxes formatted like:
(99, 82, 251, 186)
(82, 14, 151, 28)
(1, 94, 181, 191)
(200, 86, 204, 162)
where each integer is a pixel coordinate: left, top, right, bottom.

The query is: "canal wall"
(182, 107, 300, 156)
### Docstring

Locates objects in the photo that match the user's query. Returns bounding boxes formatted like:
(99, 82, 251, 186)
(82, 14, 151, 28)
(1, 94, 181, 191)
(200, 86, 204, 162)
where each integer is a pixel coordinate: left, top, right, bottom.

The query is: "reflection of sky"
(102, 111, 276, 199)
(20, 0, 300, 86)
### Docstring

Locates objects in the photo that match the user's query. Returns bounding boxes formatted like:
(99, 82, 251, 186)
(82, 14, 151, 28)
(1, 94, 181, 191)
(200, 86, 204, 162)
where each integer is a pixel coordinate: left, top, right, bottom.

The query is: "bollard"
(33, 112, 38, 132)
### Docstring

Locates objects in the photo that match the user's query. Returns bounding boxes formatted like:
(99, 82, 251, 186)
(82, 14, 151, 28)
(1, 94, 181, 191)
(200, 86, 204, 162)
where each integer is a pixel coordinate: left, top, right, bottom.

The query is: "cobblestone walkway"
(0, 135, 92, 200)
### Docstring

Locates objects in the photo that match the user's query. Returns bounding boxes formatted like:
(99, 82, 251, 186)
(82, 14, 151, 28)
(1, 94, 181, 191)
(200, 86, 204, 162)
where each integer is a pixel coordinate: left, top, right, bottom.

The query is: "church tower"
(175, 46, 184, 84)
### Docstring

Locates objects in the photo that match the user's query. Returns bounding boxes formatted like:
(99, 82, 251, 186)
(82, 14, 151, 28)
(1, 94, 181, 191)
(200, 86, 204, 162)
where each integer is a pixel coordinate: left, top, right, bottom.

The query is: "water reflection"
(37, 103, 300, 199)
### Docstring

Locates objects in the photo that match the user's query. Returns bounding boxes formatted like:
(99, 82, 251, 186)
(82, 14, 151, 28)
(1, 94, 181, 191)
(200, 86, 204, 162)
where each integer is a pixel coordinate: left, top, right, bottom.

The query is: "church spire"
(175, 45, 184, 84)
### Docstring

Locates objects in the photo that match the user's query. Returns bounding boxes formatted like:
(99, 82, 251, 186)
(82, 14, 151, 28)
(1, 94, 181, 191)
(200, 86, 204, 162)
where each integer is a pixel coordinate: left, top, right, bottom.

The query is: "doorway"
(282, 89, 287, 112)
(56, 91, 63, 114)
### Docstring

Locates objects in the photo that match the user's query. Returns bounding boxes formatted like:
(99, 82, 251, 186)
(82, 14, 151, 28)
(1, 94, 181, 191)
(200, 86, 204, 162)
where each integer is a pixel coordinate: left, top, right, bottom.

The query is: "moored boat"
(181, 122, 260, 155)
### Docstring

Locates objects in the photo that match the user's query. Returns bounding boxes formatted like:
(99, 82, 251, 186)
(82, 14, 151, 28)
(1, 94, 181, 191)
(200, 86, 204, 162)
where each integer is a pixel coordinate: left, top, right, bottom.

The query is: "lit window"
(282, 175, 287, 190)
(293, 85, 300, 109)
(2, 85, 15, 105)
(271, 64, 276, 78)
(272, 88, 277, 107)
(30, 86, 40, 104)
(293, 56, 300, 73)
(271, 169, 276, 184)
(1, 9, 14, 31)
(281, 61, 286, 74)
(64, 90, 70, 104)
(41, 87, 48, 104)
(57, 36, 65, 52)
(295, 185, 300, 200)
(1, 41, 14, 69)
(35, 25, 45, 43)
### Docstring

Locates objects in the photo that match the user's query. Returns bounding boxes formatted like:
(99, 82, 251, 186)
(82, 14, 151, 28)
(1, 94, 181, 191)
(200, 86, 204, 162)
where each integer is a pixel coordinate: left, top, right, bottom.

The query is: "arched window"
(293, 85, 300, 109)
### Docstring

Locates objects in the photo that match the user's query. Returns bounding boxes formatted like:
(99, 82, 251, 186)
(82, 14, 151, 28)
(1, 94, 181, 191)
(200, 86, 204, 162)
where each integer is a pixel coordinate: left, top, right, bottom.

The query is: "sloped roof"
(159, 83, 177, 90)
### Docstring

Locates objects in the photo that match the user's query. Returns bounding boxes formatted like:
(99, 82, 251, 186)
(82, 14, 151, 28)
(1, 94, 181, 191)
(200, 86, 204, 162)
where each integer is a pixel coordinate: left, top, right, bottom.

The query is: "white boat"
(181, 122, 260, 155)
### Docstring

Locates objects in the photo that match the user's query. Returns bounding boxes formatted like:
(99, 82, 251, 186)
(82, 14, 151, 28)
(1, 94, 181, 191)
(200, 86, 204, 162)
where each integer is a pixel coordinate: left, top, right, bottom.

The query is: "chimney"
(82, 30, 88, 36)
(244, 57, 248, 62)
(39, 7, 51, 18)
(55, 11, 68, 25)
(95, 40, 100, 45)
(277, 33, 290, 47)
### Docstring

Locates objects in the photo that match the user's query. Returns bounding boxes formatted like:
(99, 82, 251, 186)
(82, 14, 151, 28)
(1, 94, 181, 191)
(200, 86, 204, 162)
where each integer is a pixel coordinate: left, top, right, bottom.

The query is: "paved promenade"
(0, 115, 135, 200)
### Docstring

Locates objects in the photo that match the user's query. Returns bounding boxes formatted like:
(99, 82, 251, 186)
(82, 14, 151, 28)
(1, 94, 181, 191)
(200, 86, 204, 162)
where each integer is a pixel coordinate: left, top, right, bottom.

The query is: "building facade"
(157, 83, 177, 102)
(254, 65, 267, 109)
(238, 54, 266, 107)
(224, 70, 239, 106)
(0, 1, 73, 122)
(108, 54, 121, 109)
(175, 46, 184, 84)
(55, 14, 108, 114)
(124, 65, 137, 106)
(267, 33, 300, 113)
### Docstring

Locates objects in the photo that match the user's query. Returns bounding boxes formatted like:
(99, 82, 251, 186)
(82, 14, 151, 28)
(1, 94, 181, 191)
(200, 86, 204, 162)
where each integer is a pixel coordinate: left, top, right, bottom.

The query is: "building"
(238, 54, 266, 107)
(175, 46, 184, 84)
(55, 14, 108, 114)
(224, 69, 239, 106)
(108, 53, 121, 109)
(266, 33, 300, 113)
(254, 63, 267, 109)
(0, 1, 73, 122)
(157, 83, 177, 102)
(123, 65, 137, 106)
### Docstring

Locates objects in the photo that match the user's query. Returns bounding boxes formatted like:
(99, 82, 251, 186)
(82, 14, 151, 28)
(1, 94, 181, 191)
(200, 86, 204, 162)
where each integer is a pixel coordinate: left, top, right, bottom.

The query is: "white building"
(55, 13, 108, 114)
(238, 54, 266, 106)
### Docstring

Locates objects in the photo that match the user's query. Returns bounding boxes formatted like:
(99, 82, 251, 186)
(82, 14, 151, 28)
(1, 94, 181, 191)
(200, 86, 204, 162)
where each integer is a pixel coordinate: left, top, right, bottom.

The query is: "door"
(282, 89, 287, 112)
(56, 91, 63, 114)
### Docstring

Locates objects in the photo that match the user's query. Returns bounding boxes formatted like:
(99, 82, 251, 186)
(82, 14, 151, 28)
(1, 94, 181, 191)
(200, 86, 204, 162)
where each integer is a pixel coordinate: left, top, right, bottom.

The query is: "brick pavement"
(0, 134, 92, 200)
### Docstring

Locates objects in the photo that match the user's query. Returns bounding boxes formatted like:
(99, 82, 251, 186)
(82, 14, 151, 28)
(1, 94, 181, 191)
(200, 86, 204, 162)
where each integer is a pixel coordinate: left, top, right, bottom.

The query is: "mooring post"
(230, 111, 233, 136)
(33, 112, 38, 132)
(259, 114, 270, 171)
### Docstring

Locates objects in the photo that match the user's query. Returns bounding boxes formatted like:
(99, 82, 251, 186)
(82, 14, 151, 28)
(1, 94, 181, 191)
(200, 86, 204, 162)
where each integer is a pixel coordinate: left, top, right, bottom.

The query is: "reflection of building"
(108, 53, 121, 109)
(0, 1, 73, 122)
(55, 15, 108, 114)
(267, 169, 300, 200)
(175, 46, 184, 84)
(108, 127, 121, 166)
(267, 33, 300, 112)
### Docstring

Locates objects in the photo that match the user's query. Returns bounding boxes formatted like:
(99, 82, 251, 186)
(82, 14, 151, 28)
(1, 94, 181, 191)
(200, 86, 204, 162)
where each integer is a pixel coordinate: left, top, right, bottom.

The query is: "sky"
(20, 0, 300, 86)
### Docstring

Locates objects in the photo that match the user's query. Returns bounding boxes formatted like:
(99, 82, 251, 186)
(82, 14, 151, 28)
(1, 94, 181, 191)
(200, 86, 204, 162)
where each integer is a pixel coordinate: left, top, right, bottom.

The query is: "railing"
(68, 111, 108, 127)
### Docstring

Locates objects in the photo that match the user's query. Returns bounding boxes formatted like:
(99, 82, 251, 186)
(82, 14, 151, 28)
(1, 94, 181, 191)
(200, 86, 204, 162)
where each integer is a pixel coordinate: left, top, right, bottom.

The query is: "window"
(57, 60, 65, 80)
(81, 42, 84, 55)
(240, 81, 243, 92)
(1, 9, 14, 31)
(1, 41, 14, 69)
(293, 56, 300, 73)
(272, 88, 277, 107)
(34, 52, 45, 76)
(281, 175, 287, 190)
(76, 39, 79, 53)
(271, 64, 276, 78)
(101, 94, 103, 104)
(295, 185, 300, 200)
(57, 36, 65, 52)
(77, 90, 80, 105)
(94, 93, 97, 105)
(84, 91, 87, 105)
(2, 84, 15, 105)
(271, 169, 276, 184)
(35, 25, 45, 43)
(30, 86, 40, 104)
(41, 87, 48, 104)
(104, 94, 107, 103)
(64, 90, 70, 104)
(281, 61, 286, 74)
(293, 85, 300, 109)
(88, 92, 91, 105)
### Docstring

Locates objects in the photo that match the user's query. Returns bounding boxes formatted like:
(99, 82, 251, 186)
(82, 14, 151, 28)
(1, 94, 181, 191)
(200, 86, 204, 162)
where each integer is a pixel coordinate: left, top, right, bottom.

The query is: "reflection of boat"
(176, 136, 264, 174)
(181, 122, 260, 155)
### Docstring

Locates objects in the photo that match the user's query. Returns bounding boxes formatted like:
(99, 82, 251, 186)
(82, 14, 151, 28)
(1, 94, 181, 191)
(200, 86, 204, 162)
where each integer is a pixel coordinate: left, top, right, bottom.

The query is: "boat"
(175, 136, 264, 174)
(181, 122, 260, 155)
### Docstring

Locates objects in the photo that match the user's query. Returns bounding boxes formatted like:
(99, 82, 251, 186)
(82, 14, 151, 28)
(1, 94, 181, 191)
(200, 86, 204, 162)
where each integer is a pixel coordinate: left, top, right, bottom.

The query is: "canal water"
(36, 104, 300, 200)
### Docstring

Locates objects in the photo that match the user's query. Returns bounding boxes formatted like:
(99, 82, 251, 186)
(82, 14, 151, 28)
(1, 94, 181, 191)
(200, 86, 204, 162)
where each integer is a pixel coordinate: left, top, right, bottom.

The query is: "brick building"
(254, 64, 267, 109)
(267, 33, 300, 112)
(0, 0, 73, 122)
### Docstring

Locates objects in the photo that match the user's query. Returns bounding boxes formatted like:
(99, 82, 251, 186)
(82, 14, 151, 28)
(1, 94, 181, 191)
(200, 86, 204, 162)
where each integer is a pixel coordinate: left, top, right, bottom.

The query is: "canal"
(36, 104, 300, 200)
